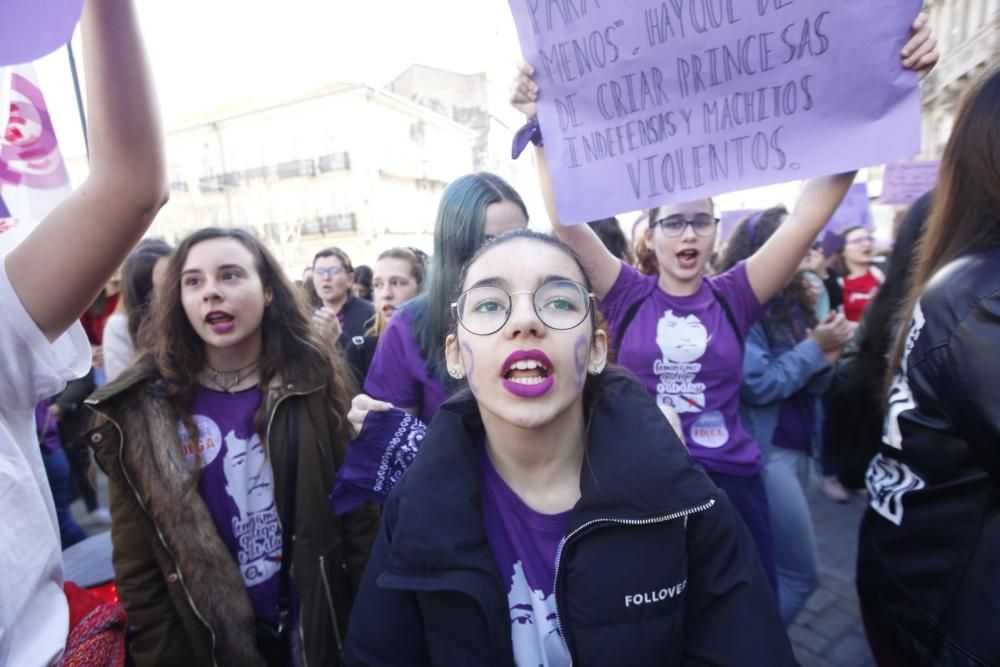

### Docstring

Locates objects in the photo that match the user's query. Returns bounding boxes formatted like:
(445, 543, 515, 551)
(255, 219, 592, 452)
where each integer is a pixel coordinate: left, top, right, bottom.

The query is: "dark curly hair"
(718, 206, 817, 339)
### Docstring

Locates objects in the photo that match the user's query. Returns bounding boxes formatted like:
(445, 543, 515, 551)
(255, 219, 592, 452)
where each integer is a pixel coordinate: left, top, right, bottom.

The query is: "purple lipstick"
(500, 349, 555, 399)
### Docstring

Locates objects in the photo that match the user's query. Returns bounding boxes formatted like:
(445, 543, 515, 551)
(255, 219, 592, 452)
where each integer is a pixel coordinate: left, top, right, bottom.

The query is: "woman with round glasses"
(509, 19, 937, 596)
(344, 229, 794, 665)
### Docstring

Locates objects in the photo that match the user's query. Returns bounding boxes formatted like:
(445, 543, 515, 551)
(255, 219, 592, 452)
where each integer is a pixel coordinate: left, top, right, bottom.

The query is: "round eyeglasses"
(452, 279, 594, 336)
(651, 214, 719, 238)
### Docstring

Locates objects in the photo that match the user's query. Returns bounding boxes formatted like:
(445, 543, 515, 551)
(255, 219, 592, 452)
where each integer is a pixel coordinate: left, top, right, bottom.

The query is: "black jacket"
(344, 373, 793, 666)
(858, 247, 1000, 666)
(338, 296, 375, 347)
(344, 334, 378, 387)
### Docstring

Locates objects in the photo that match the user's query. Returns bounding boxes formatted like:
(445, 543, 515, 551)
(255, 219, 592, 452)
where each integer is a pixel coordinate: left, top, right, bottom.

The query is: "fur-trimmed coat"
(86, 360, 378, 666)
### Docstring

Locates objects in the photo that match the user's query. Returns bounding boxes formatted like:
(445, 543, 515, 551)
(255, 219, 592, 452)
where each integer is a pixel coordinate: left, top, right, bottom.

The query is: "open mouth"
(501, 350, 555, 398)
(676, 248, 699, 269)
(502, 358, 552, 386)
(381, 304, 396, 317)
(205, 311, 235, 333)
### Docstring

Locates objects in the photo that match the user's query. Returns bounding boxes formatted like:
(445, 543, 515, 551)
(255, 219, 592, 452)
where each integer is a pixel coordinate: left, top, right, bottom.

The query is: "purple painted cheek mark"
(460, 341, 479, 393)
(573, 336, 589, 391)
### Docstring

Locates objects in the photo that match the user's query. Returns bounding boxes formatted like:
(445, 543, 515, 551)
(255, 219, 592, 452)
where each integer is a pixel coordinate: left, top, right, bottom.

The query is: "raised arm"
(511, 64, 621, 299)
(746, 172, 856, 305)
(746, 13, 938, 305)
(5, 0, 168, 342)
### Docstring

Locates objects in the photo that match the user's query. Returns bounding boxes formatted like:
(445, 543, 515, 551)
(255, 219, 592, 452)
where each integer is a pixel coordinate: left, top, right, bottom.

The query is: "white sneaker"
(87, 508, 112, 525)
(820, 476, 850, 503)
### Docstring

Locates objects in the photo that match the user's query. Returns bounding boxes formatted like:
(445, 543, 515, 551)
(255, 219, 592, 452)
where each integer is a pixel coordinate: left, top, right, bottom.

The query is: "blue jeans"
(708, 471, 779, 599)
(41, 447, 88, 549)
(762, 446, 820, 625)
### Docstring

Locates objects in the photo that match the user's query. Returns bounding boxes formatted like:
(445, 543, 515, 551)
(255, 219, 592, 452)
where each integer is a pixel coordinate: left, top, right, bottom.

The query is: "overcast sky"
(36, 0, 524, 159)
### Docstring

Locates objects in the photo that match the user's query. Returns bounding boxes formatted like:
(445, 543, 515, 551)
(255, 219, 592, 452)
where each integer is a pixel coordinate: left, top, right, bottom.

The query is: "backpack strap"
(613, 281, 745, 353)
(613, 299, 644, 353)
(707, 282, 745, 348)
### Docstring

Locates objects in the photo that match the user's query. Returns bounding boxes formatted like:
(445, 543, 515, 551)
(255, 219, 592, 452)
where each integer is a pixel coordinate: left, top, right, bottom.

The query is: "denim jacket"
(739, 320, 832, 459)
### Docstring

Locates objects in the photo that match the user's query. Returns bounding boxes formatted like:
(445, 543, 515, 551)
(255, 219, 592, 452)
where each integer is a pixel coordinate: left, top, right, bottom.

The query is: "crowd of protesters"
(7, 2, 1000, 666)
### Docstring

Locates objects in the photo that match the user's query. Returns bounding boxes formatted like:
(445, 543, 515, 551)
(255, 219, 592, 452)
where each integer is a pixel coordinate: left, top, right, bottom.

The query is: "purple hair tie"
(511, 116, 543, 159)
(746, 211, 765, 240)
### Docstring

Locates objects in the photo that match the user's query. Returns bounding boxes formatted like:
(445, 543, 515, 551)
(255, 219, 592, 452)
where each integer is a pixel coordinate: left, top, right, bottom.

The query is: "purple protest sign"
(879, 160, 939, 205)
(507, 0, 922, 225)
(825, 182, 872, 234)
(0, 0, 84, 66)
(719, 208, 758, 240)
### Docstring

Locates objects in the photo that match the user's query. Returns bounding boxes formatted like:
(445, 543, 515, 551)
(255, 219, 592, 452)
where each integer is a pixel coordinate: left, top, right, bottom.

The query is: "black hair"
(824, 192, 932, 486)
(587, 217, 635, 264)
(123, 238, 173, 345)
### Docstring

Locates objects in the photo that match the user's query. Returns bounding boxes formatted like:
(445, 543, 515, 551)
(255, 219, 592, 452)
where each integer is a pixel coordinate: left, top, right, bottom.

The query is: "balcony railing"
(196, 152, 351, 191)
(301, 213, 357, 236)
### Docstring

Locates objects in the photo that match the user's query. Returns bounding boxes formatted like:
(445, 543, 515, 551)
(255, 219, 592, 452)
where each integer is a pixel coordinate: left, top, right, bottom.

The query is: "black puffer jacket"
(858, 247, 1000, 666)
(343, 373, 792, 666)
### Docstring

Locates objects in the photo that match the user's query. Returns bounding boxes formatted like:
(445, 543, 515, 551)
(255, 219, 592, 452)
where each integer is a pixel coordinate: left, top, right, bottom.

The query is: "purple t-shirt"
(34, 399, 61, 453)
(481, 450, 572, 667)
(364, 305, 449, 424)
(600, 262, 765, 476)
(179, 386, 285, 626)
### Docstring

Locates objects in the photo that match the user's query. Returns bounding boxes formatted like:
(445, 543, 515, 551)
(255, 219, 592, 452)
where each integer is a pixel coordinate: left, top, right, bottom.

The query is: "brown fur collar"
(105, 380, 266, 667)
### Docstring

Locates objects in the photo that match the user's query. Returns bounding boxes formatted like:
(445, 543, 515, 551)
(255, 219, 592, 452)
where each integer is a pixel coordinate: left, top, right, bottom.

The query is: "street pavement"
(789, 482, 875, 667)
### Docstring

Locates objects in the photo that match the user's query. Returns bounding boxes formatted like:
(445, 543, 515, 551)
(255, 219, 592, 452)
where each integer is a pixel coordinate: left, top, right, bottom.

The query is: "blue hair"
(413, 172, 527, 386)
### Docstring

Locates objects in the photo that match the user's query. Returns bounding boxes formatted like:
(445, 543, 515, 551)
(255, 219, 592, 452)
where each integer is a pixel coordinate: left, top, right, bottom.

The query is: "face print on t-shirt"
(653, 311, 708, 415)
(508, 561, 565, 666)
(222, 430, 274, 522)
(182, 415, 282, 589)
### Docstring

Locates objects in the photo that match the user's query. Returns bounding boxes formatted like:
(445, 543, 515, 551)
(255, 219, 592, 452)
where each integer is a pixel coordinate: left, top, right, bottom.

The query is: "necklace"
(205, 358, 260, 393)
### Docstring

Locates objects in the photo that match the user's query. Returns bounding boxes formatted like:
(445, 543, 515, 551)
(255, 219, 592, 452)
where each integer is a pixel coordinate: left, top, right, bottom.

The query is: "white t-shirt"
(0, 257, 91, 666)
(101, 313, 134, 383)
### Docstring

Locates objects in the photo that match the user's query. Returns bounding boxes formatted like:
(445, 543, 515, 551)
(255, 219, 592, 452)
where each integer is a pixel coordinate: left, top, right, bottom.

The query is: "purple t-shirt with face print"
(600, 261, 765, 476)
(364, 304, 450, 424)
(179, 386, 285, 626)
(481, 449, 572, 667)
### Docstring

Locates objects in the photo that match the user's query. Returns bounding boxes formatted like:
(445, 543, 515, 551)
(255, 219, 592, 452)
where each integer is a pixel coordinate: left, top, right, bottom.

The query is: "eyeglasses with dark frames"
(651, 214, 719, 238)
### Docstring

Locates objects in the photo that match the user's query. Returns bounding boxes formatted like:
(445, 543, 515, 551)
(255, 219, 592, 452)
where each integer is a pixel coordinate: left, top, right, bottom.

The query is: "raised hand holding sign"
(507, 0, 926, 225)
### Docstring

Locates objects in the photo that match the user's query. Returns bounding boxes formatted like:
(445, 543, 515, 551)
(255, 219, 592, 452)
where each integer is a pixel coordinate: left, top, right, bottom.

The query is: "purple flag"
(879, 160, 939, 205)
(507, 0, 923, 225)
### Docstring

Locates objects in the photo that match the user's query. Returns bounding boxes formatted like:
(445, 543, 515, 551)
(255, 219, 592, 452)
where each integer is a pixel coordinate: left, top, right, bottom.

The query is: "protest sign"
(0, 0, 84, 66)
(879, 160, 939, 205)
(0, 65, 72, 254)
(719, 208, 757, 240)
(507, 0, 923, 225)
(825, 182, 872, 234)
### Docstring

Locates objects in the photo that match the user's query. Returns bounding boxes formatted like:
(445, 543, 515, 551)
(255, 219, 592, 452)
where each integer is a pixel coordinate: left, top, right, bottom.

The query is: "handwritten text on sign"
(507, 0, 923, 225)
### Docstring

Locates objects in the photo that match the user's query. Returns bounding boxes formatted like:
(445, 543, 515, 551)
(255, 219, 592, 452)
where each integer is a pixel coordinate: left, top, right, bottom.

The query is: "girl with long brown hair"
(857, 66, 1000, 665)
(87, 227, 378, 666)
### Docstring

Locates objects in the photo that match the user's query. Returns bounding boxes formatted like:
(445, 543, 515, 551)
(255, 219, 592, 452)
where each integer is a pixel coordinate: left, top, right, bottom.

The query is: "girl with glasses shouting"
(509, 15, 937, 599)
(344, 230, 793, 666)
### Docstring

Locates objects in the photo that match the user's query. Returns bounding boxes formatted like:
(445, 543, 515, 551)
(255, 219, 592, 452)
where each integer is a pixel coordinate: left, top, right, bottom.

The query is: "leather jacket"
(858, 247, 1000, 665)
